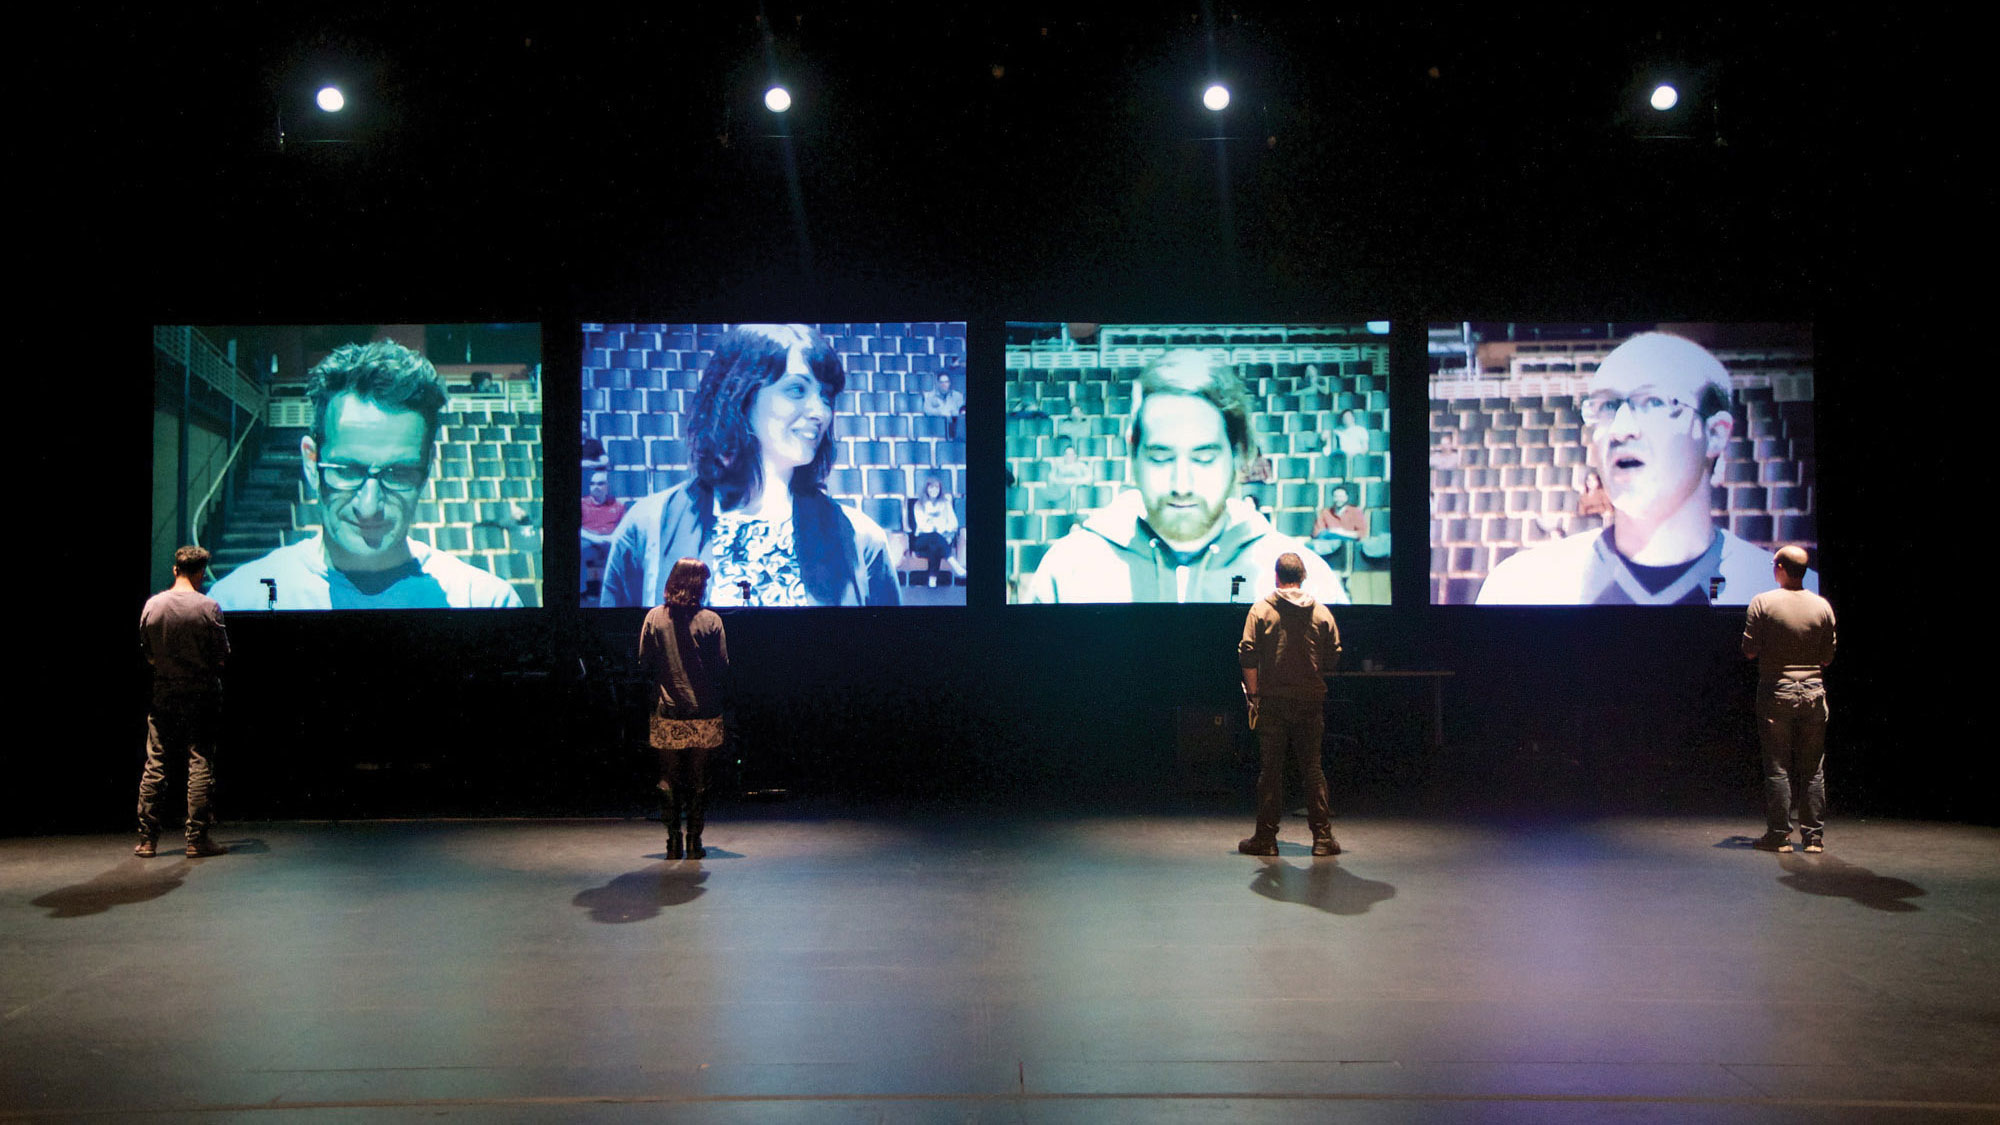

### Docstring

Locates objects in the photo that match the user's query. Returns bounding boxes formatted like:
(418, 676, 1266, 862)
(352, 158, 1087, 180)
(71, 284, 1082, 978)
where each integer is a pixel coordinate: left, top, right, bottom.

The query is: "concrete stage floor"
(3, 812, 1997, 1122)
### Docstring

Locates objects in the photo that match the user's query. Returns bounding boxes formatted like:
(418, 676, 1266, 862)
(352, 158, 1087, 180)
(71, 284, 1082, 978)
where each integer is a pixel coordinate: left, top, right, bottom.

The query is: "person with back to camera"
(1742, 544, 1837, 854)
(599, 324, 898, 608)
(639, 558, 731, 860)
(136, 546, 231, 859)
(910, 475, 965, 588)
(1476, 332, 1815, 604)
(1237, 551, 1343, 858)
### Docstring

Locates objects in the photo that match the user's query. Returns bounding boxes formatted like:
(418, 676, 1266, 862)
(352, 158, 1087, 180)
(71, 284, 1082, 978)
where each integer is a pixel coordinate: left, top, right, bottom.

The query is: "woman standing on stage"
(638, 558, 731, 859)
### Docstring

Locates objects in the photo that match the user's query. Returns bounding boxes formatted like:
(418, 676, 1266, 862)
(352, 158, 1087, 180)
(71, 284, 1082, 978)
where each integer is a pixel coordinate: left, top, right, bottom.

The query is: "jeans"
(1758, 681, 1828, 840)
(137, 692, 219, 843)
(1253, 696, 1331, 838)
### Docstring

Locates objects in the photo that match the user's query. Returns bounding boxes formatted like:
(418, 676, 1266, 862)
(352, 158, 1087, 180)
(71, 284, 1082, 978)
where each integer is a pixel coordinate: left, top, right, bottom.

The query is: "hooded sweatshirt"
(1026, 491, 1349, 604)
(1238, 587, 1342, 701)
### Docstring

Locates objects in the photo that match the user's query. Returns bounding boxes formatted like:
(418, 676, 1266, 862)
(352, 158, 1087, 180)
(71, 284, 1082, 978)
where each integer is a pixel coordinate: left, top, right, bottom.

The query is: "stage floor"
(3, 812, 1997, 1122)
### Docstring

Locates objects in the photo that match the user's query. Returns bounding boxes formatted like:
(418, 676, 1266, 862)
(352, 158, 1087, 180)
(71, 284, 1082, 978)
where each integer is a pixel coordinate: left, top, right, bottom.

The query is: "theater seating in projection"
(581, 324, 970, 586)
(208, 404, 545, 608)
(1427, 381, 1816, 604)
(1005, 332, 1391, 601)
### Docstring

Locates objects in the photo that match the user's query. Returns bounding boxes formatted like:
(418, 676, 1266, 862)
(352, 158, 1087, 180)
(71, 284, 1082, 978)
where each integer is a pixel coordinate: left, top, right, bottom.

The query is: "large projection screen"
(151, 324, 544, 610)
(582, 322, 969, 608)
(1006, 322, 1393, 605)
(1428, 322, 1816, 606)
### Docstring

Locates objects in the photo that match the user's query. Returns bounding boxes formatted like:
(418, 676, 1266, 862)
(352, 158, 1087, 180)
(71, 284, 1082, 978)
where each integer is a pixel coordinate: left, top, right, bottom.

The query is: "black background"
(29, 5, 1975, 830)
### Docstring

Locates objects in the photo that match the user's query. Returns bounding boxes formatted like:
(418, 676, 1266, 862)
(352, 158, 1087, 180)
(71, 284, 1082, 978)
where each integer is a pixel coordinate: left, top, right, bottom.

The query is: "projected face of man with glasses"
(305, 396, 431, 575)
(206, 339, 523, 610)
(1474, 331, 1805, 605)
(1580, 332, 1734, 566)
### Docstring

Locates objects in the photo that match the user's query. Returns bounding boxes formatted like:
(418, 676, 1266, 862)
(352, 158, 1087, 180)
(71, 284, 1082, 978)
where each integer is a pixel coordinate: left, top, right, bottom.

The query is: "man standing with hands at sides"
(1238, 552, 1343, 857)
(136, 546, 230, 859)
(1742, 545, 1836, 854)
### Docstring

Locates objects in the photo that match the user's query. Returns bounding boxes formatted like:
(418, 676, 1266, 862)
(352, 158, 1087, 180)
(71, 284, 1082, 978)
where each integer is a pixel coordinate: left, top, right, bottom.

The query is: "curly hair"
(685, 324, 846, 507)
(306, 340, 447, 450)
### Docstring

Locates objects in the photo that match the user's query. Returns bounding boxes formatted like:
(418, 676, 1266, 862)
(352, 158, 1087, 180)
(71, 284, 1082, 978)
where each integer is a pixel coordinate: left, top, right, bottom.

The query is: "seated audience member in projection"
(1328, 408, 1372, 457)
(1310, 486, 1367, 557)
(580, 470, 626, 595)
(1476, 332, 1815, 605)
(600, 324, 898, 608)
(1045, 440, 1094, 512)
(1054, 404, 1093, 449)
(211, 342, 523, 610)
(910, 476, 965, 587)
(1574, 468, 1614, 529)
(923, 369, 966, 439)
(1025, 350, 1347, 604)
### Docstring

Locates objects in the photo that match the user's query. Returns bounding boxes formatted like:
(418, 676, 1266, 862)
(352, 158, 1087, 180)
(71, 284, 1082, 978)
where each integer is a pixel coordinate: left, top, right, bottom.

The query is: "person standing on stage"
(1237, 551, 1343, 857)
(1742, 544, 1836, 854)
(136, 546, 230, 858)
(639, 558, 732, 860)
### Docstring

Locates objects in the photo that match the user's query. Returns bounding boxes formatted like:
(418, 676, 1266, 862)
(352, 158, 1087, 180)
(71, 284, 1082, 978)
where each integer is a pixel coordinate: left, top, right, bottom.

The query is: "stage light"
(1650, 83, 1679, 111)
(316, 86, 345, 113)
(1366, 321, 1391, 335)
(764, 85, 792, 113)
(1203, 83, 1230, 112)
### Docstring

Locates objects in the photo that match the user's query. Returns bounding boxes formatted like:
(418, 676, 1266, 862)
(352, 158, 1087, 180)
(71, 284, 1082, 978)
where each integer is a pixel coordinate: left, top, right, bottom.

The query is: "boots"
(685, 784, 708, 859)
(662, 785, 684, 860)
(1311, 828, 1341, 857)
(1237, 831, 1278, 856)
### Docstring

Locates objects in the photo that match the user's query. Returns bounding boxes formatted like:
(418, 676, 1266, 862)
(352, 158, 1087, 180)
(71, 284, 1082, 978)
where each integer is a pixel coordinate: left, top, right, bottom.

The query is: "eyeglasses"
(1580, 391, 1699, 427)
(317, 461, 428, 493)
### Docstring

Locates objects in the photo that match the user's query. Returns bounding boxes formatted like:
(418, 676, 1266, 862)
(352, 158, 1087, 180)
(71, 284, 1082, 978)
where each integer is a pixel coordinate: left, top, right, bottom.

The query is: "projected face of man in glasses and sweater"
(207, 341, 523, 610)
(1476, 332, 1814, 605)
(1025, 349, 1347, 604)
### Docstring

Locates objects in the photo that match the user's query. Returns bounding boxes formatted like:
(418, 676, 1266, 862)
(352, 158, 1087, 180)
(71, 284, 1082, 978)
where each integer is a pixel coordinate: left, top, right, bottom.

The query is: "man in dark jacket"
(1237, 552, 1343, 856)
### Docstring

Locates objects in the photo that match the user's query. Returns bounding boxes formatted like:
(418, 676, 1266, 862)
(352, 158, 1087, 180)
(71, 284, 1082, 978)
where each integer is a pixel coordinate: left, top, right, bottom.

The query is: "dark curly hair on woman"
(685, 324, 846, 508)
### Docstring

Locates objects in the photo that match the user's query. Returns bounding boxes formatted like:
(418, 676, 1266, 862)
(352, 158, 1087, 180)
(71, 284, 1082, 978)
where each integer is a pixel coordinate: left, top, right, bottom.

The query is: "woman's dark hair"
(663, 557, 711, 609)
(686, 324, 846, 508)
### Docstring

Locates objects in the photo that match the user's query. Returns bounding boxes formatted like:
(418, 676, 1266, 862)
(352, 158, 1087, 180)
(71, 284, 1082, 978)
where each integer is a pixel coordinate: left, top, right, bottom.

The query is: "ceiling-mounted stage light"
(764, 85, 792, 113)
(1649, 83, 1679, 111)
(1203, 83, 1231, 112)
(316, 86, 345, 113)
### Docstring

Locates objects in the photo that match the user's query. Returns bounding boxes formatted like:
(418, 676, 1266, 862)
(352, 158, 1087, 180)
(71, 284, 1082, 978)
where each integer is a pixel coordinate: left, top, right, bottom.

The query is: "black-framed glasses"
(317, 461, 428, 494)
(1580, 391, 1699, 427)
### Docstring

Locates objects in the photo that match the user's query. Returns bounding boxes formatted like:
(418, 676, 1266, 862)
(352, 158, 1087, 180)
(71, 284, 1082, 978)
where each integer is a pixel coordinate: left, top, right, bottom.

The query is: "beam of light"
(1203, 83, 1230, 112)
(316, 86, 345, 113)
(1650, 83, 1679, 111)
(764, 86, 792, 114)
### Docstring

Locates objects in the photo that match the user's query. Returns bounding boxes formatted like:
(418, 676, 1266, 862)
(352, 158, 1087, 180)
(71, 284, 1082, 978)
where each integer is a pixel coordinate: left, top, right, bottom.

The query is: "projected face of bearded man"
(1583, 333, 1734, 565)
(1128, 352, 1251, 553)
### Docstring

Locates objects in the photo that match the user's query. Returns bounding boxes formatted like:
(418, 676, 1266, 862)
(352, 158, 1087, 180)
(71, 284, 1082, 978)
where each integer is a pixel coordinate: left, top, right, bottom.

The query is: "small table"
(1326, 670, 1455, 749)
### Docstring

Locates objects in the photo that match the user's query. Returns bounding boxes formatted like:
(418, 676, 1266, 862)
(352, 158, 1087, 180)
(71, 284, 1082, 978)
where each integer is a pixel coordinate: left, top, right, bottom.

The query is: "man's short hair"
(1774, 544, 1810, 581)
(173, 545, 211, 576)
(1599, 332, 1734, 424)
(1126, 349, 1255, 462)
(686, 324, 846, 504)
(307, 340, 448, 450)
(1275, 551, 1306, 586)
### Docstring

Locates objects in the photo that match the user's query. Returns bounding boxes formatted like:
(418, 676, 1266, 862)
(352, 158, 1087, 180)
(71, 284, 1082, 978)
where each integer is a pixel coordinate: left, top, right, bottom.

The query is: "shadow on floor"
(1777, 854, 1926, 913)
(572, 864, 708, 923)
(31, 859, 194, 918)
(1249, 858, 1397, 916)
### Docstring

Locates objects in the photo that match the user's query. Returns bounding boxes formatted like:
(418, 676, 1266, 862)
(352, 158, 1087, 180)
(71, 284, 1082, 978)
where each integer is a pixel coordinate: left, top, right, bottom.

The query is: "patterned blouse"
(709, 511, 810, 606)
